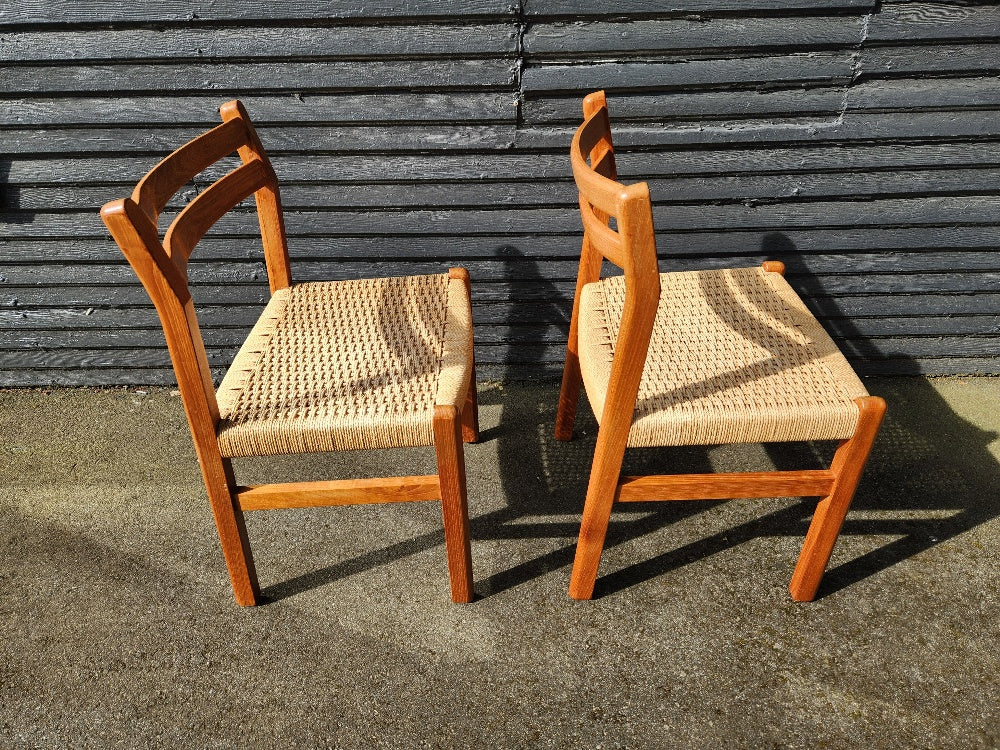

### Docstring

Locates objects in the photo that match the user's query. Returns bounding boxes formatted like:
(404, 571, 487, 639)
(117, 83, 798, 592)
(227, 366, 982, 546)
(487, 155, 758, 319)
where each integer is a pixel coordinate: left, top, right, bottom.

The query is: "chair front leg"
(789, 396, 886, 601)
(205, 457, 260, 606)
(568, 422, 630, 600)
(434, 405, 474, 603)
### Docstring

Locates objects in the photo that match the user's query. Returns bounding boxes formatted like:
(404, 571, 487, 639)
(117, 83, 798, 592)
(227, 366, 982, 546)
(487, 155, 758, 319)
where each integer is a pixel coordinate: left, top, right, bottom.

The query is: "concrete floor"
(1, 377, 998, 748)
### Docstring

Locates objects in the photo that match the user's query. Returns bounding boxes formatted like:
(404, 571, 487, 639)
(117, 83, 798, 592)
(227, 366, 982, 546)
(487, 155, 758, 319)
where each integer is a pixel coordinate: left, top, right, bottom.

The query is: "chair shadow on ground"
(257, 240, 998, 603)
(472, 240, 1000, 600)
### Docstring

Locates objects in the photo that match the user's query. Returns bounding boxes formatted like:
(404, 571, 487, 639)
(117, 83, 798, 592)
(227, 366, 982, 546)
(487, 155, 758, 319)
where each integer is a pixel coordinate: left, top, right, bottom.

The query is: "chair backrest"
(569, 91, 661, 420)
(100, 100, 289, 449)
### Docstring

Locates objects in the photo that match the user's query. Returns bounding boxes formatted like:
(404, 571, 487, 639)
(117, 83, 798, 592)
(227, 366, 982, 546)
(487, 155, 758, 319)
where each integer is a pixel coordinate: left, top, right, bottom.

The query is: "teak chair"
(101, 101, 478, 606)
(556, 91, 886, 602)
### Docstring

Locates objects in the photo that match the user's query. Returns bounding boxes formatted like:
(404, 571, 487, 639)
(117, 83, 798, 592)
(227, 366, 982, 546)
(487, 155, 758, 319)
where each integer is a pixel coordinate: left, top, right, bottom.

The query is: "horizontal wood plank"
(521, 53, 856, 93)
(8, 194, 1000, 239)
(0, 1, 515, 24)
(0, 92, 517, 127)
(2, 333, 994, 370)
(866, 3, 1000, 43)
(7, 306, 994, 339)
(9, 140, 1000, 187)
(525, 17, 865, 55)
(9, 225, 1000, 263)
(0, 24, 518, 62)
(0, 60, 517, 95)
(1, 124, 518, 156)
(4, 354, 998, 389)
(524, 0, 876, 16)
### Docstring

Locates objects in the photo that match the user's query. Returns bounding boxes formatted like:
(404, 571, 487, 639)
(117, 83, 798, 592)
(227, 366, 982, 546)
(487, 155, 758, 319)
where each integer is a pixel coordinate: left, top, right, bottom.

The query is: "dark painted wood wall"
(1, 0, 998, 385)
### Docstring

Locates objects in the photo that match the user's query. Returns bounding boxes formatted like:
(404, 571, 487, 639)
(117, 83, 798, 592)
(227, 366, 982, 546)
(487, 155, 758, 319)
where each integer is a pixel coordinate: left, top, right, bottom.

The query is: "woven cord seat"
(577, 267, 868, 448)
(556, 91, 885, 603)
(216, 274, 473, 457)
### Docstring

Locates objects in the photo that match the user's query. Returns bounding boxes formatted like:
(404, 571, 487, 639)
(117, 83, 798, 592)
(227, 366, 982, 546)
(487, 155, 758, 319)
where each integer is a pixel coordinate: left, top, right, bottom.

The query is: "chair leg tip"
(788, 581, 818, 602)
(568, 581, 595, 600)
(232, 579, 261, 607)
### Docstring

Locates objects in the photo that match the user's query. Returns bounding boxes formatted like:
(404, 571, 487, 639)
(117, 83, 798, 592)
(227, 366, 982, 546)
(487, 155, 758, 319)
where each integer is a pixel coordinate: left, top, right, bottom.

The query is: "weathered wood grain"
(521, 53, 857, 93)
(2, 331, 993, 373)
(8, 194, 1000, 239)
(6, 165, 1000, 212)
(0, 1, 516, 24)
(516, 111, 1000, 149)
(861, 44, 1000, 77)
(524, 17, 865, 55)
(525, 76, 1000, 125)
(3, 354, 997, 390)
(866, 3, 1000, 42)
(524, 88, 847, 126)
(10, 140, 1000, 187)
(8, 225, 1000, 264)
(0, 60, 516, 94)
(4, 274, 998, 311)
(0, 93, 516, 126)
(1, 125, 517, 155)
(9, 324, 1000, 356)
(7, 306, 995, 340)
(524, 0, 876, 16)
(0, 24, 518, 62)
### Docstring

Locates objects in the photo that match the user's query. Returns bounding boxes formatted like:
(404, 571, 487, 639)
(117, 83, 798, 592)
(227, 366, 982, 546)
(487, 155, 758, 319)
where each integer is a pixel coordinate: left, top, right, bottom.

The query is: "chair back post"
(602, 181, 660, 423)
(102, 194, 228, 496)
(573, 90, 622, 322)
(569, 92, 662, 425)
(219, 100, 291, 293)
(559, 92, 619, 438)
(581, 90, 618, 180)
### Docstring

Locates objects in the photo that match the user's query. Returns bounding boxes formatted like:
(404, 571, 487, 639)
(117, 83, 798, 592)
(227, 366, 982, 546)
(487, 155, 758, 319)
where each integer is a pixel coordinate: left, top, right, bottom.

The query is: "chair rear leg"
(205, 458, 260, 606)
(789, 396, 886, 601)
(569, 426, 629, 600)
(555, 348, 584, 441)
(461, 357, 479, 444)
(434, 405, 474, 602)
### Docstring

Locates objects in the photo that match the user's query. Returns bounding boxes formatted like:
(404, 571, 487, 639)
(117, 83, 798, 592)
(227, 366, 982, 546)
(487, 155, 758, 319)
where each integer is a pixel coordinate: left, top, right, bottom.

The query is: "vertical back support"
(219, 101, 291, 293)
(556, 90, 660, 439)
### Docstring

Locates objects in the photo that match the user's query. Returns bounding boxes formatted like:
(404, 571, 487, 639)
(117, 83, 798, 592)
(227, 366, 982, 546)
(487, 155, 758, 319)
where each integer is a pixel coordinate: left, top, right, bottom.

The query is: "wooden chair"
(101, 101, 478, 606)
(556, 91, 885, 602)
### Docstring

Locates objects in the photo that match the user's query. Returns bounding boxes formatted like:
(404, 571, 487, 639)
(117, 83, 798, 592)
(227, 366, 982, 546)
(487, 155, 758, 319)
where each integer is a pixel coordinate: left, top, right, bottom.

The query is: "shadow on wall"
(758, 230, 921, 374)
(0, 159, 29, 223)
(472, 238, 1000, 601)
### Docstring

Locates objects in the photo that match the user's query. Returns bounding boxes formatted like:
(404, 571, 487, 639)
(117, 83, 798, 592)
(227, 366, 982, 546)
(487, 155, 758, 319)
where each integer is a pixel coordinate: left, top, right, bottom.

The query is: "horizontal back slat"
(164, 159, 270, 263)
(132, 118, 248, 224)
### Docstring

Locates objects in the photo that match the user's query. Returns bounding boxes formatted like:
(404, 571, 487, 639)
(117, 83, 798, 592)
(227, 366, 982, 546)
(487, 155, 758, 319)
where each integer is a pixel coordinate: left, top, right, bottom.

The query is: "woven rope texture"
(215, 274, 472, 457)
(578, 266, 868, 447)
